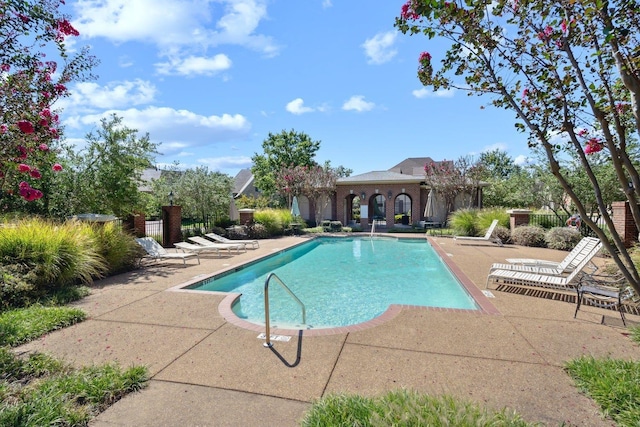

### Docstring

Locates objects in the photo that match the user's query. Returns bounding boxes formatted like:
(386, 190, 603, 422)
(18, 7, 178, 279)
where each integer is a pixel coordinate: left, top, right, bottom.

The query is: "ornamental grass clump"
(448, 209, 479, 236)
(0, 218, 107, 292)
(253, 209, 293, 236)
(93, 221, 144, 275)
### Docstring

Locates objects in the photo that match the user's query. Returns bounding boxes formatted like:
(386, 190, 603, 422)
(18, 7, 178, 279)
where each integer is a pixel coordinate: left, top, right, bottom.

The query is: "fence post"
(122, 212, 146, 237)
(162, 205, 182, 248)
(508, 209, 531, 232)
(239, 209, 255, 226)
(612, 201, 639, 247)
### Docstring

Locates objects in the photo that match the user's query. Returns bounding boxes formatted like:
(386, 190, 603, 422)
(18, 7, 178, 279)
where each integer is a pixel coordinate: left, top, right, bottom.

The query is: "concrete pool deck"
(15, 234, 639, 426)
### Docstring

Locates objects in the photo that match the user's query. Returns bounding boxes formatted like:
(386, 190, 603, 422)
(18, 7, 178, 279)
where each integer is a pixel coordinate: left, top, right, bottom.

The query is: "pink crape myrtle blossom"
(0, 0, 96, 203)
(17, 120, 35, 134)
(584, 138, 604, 154)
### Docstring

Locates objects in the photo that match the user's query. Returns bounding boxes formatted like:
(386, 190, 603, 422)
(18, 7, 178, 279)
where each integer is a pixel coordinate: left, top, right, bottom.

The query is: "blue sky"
(56, 0, 531, 178)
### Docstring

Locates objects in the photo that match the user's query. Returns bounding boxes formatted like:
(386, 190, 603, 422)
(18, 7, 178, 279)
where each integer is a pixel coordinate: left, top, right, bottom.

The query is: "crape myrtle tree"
(275, 161, 351, 226)
(396, 0, 640, 293)
(424, 156, 484, 214)
(0, 0, 97, 209)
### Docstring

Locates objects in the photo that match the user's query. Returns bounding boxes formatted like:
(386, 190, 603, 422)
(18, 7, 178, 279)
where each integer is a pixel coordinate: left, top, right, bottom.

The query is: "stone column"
(161, 205, 182, 248)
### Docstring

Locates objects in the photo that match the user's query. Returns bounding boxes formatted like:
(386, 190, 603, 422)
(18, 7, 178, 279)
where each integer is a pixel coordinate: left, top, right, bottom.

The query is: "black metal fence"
(528, 212, 601, 237)
(127, 214, 224, 244)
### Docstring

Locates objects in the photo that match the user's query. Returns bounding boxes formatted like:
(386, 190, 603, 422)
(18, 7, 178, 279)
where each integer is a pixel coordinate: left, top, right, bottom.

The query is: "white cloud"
(514, 154, 529, 165)
(286, 98, 314, 115)
(342, 95, 375, 112)
(72, 0, 279, 56)
(322, 0, 333, 8)
(412, 88, 455, 98)
(482, 143, 508, 152)
(198, 155, 253, 170)
(362, 31, 397, 65)
(63, 106, 251, 155)
(60, 79, 157, 110)
(155, 54, 232, 76)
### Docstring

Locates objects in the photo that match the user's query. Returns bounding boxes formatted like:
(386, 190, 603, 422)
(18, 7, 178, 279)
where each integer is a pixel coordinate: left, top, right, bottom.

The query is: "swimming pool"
(187, 236, 479, 329)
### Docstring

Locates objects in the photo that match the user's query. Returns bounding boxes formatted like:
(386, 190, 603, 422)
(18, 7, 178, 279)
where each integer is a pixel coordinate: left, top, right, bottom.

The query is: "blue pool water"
(188, 236, 478, 329)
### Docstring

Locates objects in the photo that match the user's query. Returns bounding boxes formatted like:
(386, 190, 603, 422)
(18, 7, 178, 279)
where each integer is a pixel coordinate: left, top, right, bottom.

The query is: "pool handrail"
(263, 272, 306, 348)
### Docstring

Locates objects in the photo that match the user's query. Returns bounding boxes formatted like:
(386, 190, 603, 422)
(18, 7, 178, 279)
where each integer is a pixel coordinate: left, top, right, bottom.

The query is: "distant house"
(139, 168, 163, 193)
(335, 157, 486, 229)
(232, 158, 486, 229)
(233, 168, 260, 199)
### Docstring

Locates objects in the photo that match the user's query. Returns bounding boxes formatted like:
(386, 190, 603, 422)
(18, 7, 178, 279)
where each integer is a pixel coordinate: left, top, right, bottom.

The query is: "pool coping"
(168, 234, 501, 337)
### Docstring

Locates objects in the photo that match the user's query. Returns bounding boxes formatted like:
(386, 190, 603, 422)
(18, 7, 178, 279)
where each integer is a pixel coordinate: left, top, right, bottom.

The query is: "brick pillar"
(612, 201, 639, 247)
(508, 209, 531, 232)
(239, 209, 255, 225)
(162, 205, 182, 248)
(122, 212, 146, 237)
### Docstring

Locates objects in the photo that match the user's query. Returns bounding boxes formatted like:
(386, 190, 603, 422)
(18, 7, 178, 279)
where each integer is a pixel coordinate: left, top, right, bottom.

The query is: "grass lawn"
(0, 304, 149, 426)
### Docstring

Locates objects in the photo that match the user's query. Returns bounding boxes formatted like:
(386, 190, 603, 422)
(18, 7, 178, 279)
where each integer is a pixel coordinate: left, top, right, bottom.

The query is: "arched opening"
(370, 194, 386, 225)
(344, 194, 361, 226)
(394, 194, 412, 225)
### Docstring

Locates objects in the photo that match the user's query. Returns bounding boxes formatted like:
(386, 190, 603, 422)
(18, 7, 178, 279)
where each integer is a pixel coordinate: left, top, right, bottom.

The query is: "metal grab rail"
(264, 272, 306, 348)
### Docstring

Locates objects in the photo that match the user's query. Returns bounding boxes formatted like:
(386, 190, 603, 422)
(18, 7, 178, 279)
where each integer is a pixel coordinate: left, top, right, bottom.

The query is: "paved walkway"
(16, 234, 639, 426)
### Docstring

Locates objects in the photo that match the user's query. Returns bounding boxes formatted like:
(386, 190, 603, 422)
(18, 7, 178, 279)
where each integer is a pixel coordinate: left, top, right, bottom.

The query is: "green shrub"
(448, 209, 479, 236)
(0, 218, 107, 290)
(494, 225, 512, 245)
(247, 223, 269, 239)
(0, 265, 38, 311)
(511, 225, 547, 247)
(303, 226, 324, 234)
(208, 226, 228, 237)
(545, 227, 582, 251)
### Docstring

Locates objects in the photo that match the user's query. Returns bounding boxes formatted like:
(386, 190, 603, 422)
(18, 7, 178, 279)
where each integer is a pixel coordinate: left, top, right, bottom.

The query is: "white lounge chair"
(505, 236, 600, 272)
(187, 236, 246, 254)
(453, 219, 503, 246)
(490, 238, 602, 275)
(205, 232, 259, 249)
(175, 242, 230, 257)
(135, 237, 200, 266)
(485, 243, 600, 290)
